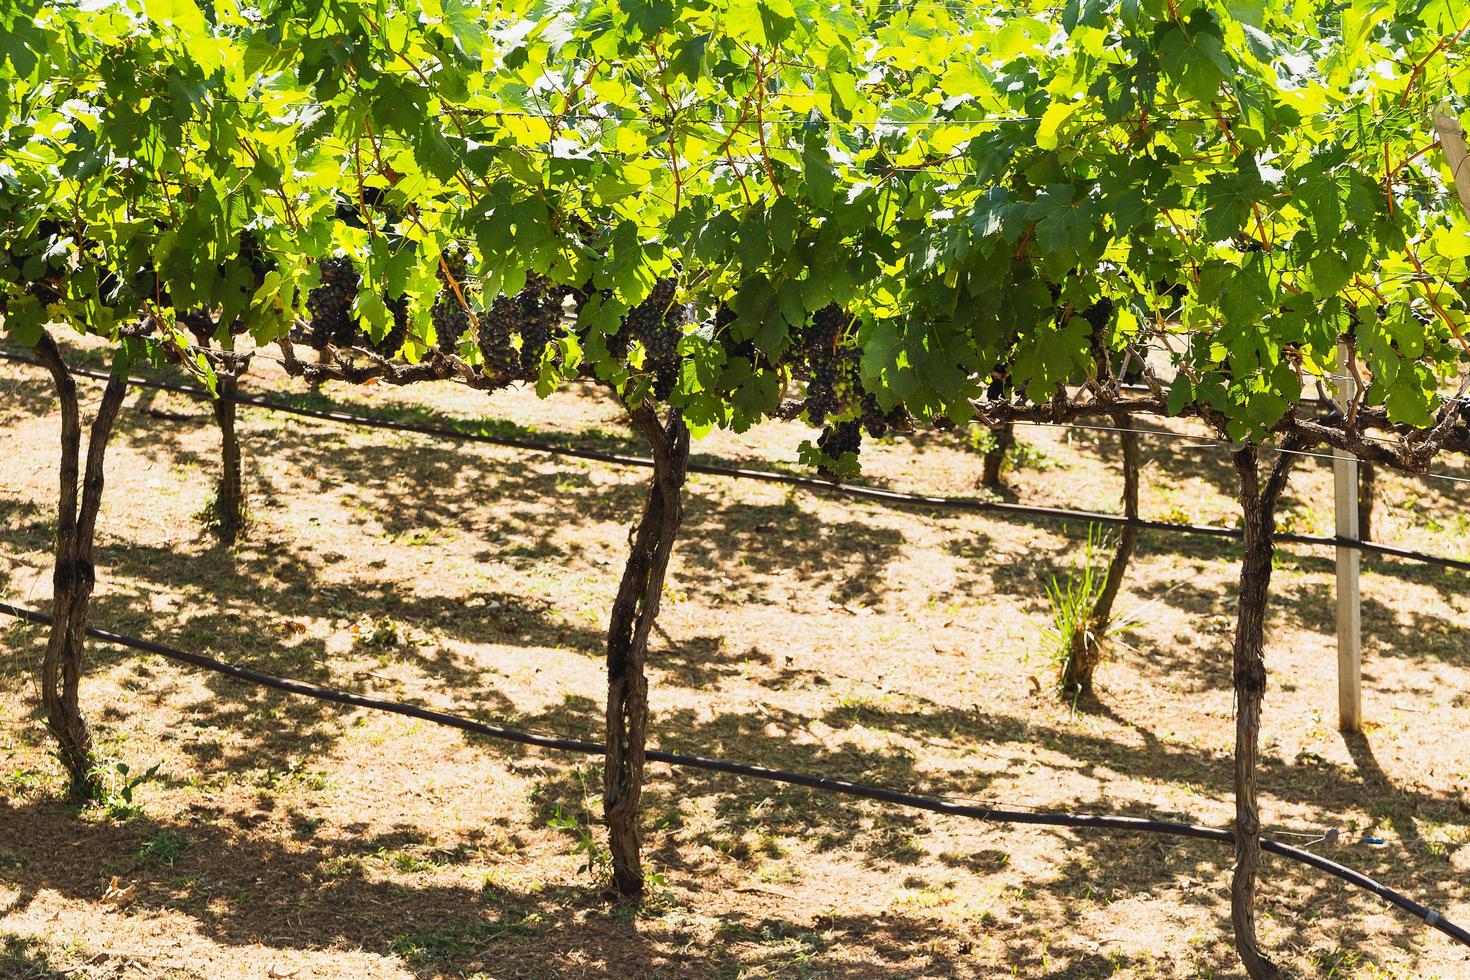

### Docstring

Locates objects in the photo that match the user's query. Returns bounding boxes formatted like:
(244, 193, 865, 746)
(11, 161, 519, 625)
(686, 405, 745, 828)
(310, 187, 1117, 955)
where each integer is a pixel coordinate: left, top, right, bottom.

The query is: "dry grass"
(1, 338, 1469, 979)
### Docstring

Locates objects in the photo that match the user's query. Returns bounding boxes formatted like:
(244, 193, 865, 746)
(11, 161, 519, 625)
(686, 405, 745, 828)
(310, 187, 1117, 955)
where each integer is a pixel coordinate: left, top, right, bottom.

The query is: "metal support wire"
(3, 348, 1468, 571)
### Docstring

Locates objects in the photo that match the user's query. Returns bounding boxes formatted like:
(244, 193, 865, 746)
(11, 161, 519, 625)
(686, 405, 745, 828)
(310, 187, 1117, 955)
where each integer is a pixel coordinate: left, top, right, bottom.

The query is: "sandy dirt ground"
(1, 337, 1469, 978)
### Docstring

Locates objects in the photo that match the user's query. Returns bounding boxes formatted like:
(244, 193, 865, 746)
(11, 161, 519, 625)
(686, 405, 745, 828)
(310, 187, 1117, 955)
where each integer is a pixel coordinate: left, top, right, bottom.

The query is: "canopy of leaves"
(2, 0, 1469, 441)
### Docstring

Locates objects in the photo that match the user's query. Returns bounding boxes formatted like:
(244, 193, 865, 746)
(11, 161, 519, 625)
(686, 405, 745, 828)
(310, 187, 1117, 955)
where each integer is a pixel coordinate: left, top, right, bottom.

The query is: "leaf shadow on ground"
(4, 353, 1469, 976)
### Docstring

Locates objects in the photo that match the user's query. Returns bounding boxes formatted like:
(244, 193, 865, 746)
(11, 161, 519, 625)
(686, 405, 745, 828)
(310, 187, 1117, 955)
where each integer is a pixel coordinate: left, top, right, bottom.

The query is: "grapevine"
(5, 0, 1470, 971)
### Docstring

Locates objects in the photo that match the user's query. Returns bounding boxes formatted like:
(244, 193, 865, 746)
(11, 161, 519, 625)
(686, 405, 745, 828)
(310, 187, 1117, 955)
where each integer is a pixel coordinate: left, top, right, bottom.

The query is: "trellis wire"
(2, 348, 1467, 572)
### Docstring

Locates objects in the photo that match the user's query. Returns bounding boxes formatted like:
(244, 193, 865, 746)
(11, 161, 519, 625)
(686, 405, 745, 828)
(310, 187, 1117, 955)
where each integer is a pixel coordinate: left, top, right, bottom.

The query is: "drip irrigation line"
(0, 598, 1464, 950)
(4, 348, 1469, 573)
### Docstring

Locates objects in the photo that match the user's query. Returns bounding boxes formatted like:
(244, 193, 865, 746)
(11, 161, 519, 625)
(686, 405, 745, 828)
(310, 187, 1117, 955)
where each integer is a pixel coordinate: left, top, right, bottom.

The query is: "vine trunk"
(1358, 463, 1375, 542)
(980, 422, 1015, 488)
(212, 365, 245, 542)
(1228, 444, 1298, 980)
(603, 405, 690, 897)
(33, 332, 127, 801)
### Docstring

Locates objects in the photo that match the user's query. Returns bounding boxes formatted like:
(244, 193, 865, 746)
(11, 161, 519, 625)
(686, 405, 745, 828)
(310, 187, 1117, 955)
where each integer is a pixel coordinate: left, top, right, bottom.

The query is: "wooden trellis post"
(1337, 105, 1470, 736)
(1432, 107, 1470, 219)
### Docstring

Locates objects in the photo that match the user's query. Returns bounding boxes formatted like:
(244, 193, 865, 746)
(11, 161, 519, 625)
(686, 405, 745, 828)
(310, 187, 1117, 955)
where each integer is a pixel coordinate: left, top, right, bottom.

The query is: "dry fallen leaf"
(283, 620, 308, 635)
(267, 964, 301, 979)
(103, 875, 136, 906)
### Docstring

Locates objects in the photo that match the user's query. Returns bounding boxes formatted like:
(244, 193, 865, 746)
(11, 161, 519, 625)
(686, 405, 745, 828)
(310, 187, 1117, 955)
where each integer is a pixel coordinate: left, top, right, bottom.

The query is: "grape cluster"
(986, 368, 1011, 401)
(625, 278, 682, 398)
(633, 279, 678, 355)
(432, 251, 471, 354)
(182, 231, 278, 344)
(516, 276, 561, 375)
(180, 308, 219, 345)
(306, 256, 360, 349)
(713, 303, 739, 337)
(477, 294, 518, 374)
(802, 304, 859, 425)
(378, 294, 410, 357)
(1079, 297, 1114, 333)
(860, 393, 908, 439)
(817, 420, 862, 478)
(237, 230, 272, 286)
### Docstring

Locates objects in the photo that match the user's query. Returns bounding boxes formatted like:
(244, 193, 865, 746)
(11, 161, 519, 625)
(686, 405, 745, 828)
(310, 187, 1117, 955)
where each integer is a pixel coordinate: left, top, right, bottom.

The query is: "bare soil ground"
(2, 338, 1469, 979)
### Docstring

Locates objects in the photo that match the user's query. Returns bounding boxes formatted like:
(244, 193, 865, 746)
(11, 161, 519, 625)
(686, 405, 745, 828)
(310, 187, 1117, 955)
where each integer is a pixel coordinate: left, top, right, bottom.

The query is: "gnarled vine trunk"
(33, 332, 128, 801)
(1228, 444, 1298, 980)
(603, 405, 690, 897)
(1060, 414, 1139, 695)
(212, 364, 244, 542)
(980, 422, 1015, 488)
(1358, 463, 1375, 542)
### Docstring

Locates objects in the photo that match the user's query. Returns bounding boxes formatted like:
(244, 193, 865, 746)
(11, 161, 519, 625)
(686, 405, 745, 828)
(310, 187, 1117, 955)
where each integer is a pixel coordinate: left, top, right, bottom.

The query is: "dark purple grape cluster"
(817, 420, 862, 478)
(306, 256, 360, 348)
(177, 231, 276, 344)
(860, 393, 908, 439)
(603, 277, 683, 396)
(238, 230, 272, 286)
(378, 294, 410, 357)
(432, 251, 471, 353)
(477, 294, 518, 374)
(2, 219, 66, 303)
(803, 304, 858, 425)
(636, 279, 679, 355)
(1079, 297, 1114, 333)
(624, 278, 682, 398)
(516, 276, 561, 375)
(714, 304, 738, 330)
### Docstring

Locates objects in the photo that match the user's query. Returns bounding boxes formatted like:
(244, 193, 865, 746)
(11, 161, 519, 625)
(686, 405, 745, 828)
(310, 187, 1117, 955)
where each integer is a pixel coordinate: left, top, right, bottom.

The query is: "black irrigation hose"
(4, 349, 1469, 574)
(2, 599, 1466, 951)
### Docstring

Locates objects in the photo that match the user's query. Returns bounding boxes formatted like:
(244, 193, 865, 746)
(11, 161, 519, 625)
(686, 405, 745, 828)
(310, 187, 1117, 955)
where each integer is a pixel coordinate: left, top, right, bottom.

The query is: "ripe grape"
(860, 393, 908, 439)
(817, 420, 862, 478)
(306, 255, 360, 348)
(378, 294, 410, 357)
(516, 276, 560, 375)
(1080, 297, 1114, 333)
(803, 304, 858, 425)
(477, 294, 518, 374)
(618, 277, 683, 397)
(179, 308, 218, 345)
(237, 229, 272, 286)
(432, 251, 470, 354)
